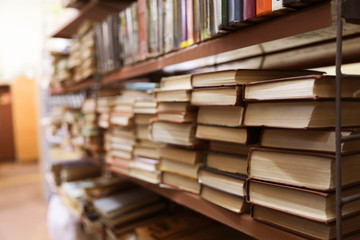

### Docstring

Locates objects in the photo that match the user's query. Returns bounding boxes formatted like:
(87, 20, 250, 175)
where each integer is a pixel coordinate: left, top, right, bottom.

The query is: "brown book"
(197, 106, 244, 127)
(244, 75, 360, 101)
(209, 140, 252, 155)
(157, 102, 196, 113)
(243, 101, 360, 128)
(135, 114, 155, 125)
(154, 89, 191, 102)
(248, 180, 360, 222)
(151, 121, 200, 146)
(191, 86, 242, 106)
(205, 152, 248, 175)
(260, 128, 360, 154)
(200, 185, 250, 213)
(252, 205, 360, 240)
(161, 172, 201, 194)
(196, 125, 260, 144)
(157, 112, 197, 123)
(248, 148, 360, 191)
(138, 0, 147, 60)
(157, 146, 203, 165)
(160, 74, 193, 90)
(198, 168, 246, 197)
(128, 167, 161, 184)
(160, 158, 202, 179)
(191, 69, 323, 88)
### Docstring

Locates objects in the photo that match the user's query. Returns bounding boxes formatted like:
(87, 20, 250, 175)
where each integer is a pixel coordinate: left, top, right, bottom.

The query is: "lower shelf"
(110, 169, 305, 240)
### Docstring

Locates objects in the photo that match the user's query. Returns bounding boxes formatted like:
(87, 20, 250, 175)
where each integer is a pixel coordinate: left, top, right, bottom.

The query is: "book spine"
(243, 0, 256, 21)
(229, 0, 243, 26)
(256, 0, 272, 16)
(138, 0, 147, 60)
(164, 0, 174, 52)
(180, 0, 188, 48)
(173, 0, 182, 49)
(220, 0, 229, 29)
(193, 0, 201, 43)
(186, 0, 194, 46)
(131, 3, 140, 62)
(158, 0, 164, 55)
(272, 0, 283, 11)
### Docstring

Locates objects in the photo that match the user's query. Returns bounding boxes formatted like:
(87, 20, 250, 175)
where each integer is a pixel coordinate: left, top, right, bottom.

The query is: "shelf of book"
(51, 0, 132, 38)
(109, 169, 305, 240)
(102, 1, 331, 85)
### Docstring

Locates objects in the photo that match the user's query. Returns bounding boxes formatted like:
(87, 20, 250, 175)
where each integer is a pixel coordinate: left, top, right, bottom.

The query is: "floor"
(0, 162, 50, 240)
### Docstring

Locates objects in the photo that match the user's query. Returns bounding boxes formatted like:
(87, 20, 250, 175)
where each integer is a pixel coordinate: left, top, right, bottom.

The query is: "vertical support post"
(335, 0, 343, 239)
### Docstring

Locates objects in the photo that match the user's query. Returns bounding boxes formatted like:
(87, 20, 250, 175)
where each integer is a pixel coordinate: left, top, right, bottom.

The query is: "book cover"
(186, 0, 194, 46)
(243, 0, 256, 21)
(192, 0, 201, 43)
(138, 0, 148, 60)
(164, 0, 175, 53)
(228, 0, 246, 27)
(256, 0, 272, 17)
(180, 0, 188, 48)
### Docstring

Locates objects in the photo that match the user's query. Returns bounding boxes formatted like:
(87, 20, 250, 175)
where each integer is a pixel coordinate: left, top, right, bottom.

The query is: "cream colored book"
(160, 158, 202, 179)
(160, 74, 192, 90)
(197, 106, 244, 127)
(205, 152, 247, 175)
(161, 172, 201, 194)
(157, 112, 196, 123)
(157, 146, 202, 165)
(154, 89, 191, 102)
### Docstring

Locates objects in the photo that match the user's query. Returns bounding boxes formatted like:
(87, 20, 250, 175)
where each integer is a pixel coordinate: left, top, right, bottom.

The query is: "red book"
(187, 0, 194, 46)
(138, 0, 147, 60)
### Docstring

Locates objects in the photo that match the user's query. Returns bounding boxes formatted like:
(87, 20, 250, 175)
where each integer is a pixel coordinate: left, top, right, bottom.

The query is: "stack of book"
(93, 187, 167, 239)
(97, 96, 115, 129)
(152, 74, 202, 194)
(242, 73, 360, 239)
(81, 97, 101, 152)
(127, 83, 161, 184)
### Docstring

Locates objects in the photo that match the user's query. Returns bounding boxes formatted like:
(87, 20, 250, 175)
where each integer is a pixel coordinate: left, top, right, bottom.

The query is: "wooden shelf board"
(49, 77, 94, 94)
(110, 169, 306, 240)
(102, 1, 332, 85)
(51, 0, 131, 38)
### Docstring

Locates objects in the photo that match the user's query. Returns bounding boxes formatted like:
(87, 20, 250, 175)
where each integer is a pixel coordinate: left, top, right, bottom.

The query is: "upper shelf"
(50, 0, 132, 38)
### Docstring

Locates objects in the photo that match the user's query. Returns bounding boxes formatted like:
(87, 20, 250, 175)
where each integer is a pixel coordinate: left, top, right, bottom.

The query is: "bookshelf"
(46, 0, 360, 239)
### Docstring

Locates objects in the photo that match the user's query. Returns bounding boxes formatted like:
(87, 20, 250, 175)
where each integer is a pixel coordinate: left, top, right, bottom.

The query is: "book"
(248, 148, 360, 191)
(138, 0, 148, 60)
(160, 158, 202, 179)
(136, 124, 150, 140)
(209, 140, 252, 155)
(157, 102, 196, 112)
(191, 86, 242, 106)
(195, 125, 260, 144)
(154, 89, 191, 102)
(243, 101, 360, 128)
(248, 180, 360, 222)
(134, 146, 159, 159)
(200, 185, 249, 213)
(205, 151, 248, 175)
(135, 113, 155, 125)
(243, 0, 256, 21)
(164, 0, 174, 53)
(198, 168, 246, 196)
(180, 0, 188, 48)
(256, 0, 272, 17)
(157, 145, 203, 165)
(260, 128, 360, 154)
(228, 0, 247, 27)
(151, 121, 199, 146)
(191, 69, 322, 87)
(157, 112, 197, 123)
(160, 74, 192, 90)
(193, 0, 201, 42)
(197, 106, 244, 126)
(244, 75, 360, 101)
(252, 205, 360, 240)
(128, 167, 161, 184)
(186, 0, 194, 45)
(161, 172, 201, 194)
(93, 187, 160, 219)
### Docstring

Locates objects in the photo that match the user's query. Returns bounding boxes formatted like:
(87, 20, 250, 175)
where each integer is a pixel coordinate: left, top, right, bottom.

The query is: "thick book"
(209, 140, 252, 155)
(154, 89, 191, 102)
(157, 111, 197, 123)
(151, 121, 199, 146)
(160, 74, 192, 90)
(196, 125, 260, 144)
(157, 145, 203, 165)
(135, 114, 155, 125)
(248, 180, 360, 222)
(128, 167, 161, 184)
(133, 146, 159, 159)
(243, 101, 360, 128)
(260, 128, 360, 154)
(191, 69, 323, 87)
(205, 151, 248, 175)
(248, 148, 360, 191)
(252, 205, 360, 240)
(244, 75, 360, 101)
(197, 106, 244, 126)
(160, 158, 202, 179)
(198, 168, 246, 197)
(191, 86, 242, 106)
(161, 171, 201, 194)
(157, 102, 196, 113)
(200, 185, 250, 213)
(93, 187, 160, 218)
